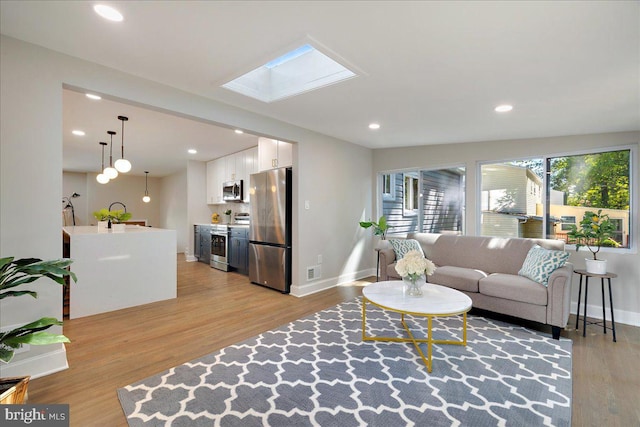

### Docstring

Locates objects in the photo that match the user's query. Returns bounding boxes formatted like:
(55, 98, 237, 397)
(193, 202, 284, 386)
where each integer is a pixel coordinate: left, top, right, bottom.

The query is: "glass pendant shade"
(143, 195, 151, 203)
(115, 158, 132, 173)
(104, 166, 118, 179)
(96, 173, 110, 184)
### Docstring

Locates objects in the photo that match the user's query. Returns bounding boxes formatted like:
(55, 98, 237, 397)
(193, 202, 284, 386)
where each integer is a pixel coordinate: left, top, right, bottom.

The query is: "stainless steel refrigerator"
(249, 167, 292, 293)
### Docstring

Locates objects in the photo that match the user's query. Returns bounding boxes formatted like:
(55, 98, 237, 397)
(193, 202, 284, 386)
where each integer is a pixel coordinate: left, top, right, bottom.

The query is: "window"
(382, 174, 395, 200)
(403, 173, 419, 213)
(560, 216, 576, 231)
(379, 168, 465, 235)
(479, 149, 631, 249)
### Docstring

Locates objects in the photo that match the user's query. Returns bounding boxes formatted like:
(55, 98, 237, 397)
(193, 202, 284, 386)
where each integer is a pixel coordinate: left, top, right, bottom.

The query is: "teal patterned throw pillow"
(518, 245, 569, 286)
(389, 239, 424, 260)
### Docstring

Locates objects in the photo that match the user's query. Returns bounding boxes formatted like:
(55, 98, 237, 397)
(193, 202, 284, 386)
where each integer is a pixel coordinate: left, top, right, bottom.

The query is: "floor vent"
(307, 265, 321, 281)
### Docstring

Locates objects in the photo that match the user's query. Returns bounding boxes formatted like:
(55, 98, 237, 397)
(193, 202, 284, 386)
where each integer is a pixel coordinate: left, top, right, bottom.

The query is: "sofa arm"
(546, 262, 574, 328)
(377, 248, 396, 281)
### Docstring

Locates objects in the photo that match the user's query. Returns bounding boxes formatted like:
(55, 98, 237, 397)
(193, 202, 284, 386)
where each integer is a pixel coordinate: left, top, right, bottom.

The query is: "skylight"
(222, 44, 357, 102)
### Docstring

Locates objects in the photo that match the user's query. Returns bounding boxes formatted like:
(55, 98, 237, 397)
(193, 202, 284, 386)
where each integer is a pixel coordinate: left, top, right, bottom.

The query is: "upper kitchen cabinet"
(243, 147, 258, 202)
(258, 137, 292, 171)
(206, 157, 226, 204)
(206, 146, 258, 204)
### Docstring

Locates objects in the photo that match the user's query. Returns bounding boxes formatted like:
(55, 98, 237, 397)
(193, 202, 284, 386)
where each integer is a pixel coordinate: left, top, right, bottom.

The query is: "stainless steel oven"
(211, 225, 229, 271)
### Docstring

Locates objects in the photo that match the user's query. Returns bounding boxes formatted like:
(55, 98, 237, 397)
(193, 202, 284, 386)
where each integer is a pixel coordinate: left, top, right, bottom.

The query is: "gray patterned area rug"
(118, 298, 572, 426)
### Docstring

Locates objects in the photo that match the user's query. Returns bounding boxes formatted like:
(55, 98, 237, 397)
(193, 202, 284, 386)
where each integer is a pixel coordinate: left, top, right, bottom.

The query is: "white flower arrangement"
(395, 250, 436, 282)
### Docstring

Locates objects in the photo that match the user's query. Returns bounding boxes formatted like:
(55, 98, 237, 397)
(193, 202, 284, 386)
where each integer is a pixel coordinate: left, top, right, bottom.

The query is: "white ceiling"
(1, 1, 638, 177)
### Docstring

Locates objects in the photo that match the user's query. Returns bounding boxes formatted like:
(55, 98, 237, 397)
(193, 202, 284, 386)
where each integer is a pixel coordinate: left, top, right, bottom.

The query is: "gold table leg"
(362, 297, 468, 372)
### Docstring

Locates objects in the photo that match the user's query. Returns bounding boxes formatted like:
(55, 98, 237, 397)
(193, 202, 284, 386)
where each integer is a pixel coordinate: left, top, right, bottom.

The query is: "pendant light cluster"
(96, 115, 132, 184)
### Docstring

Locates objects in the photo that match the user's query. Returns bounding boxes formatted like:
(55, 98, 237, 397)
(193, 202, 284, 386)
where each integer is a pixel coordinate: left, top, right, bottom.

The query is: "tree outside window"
(480, 149, 631, 249)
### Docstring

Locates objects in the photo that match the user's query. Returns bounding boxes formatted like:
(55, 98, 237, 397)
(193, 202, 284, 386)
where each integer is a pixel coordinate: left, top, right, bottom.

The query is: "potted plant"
(566, 209, 619, 274)
(109, 209, 132, 232)
(224, 209, 232, 224)
(0, 257, 77, 403)
(93, 208, 111, 231)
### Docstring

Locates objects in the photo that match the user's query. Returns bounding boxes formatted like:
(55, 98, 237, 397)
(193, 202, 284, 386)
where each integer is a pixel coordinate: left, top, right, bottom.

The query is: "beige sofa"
(379, 232, 573, 339)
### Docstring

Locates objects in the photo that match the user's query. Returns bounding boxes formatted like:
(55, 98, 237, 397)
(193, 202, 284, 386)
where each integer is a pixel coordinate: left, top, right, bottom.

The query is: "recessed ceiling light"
(234, 129, 244, 134)
(72, 130, 85, 136)
(188, 149, 197, 154)
(369, 123, 381, 130)
(85, 93, 101, 100)
(495, 104, 513, 113)
(94, 4, 124, 22)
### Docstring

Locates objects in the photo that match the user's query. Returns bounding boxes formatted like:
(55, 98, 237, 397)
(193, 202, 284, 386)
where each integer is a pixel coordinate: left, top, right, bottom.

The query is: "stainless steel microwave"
(222, 180, 243, 201)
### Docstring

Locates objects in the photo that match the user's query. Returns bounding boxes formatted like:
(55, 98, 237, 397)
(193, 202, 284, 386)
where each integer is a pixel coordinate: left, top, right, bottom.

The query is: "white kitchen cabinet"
(225, 154, 238, 182)
(206, 147, 258, 204)
(243, 146, 258, 202)
(206, 157, 226, 204)
(206, 160, 216, 204)
(258, 137, 293, 171)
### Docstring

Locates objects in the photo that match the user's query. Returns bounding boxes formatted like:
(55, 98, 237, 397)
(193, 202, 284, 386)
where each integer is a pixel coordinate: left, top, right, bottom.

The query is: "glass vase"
(403, 274, 426, 297)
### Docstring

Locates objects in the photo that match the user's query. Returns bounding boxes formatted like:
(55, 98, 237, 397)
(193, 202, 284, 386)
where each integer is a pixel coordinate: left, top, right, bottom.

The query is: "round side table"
(574, 269, 617, 342)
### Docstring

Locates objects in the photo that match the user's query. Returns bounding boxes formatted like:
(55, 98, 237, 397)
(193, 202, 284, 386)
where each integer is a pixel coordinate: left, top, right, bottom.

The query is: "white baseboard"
(185, 254, 197, 262)
(571, 301, 640, 327)
(291, 268, 375, 297)
(0, 344, 69, 379)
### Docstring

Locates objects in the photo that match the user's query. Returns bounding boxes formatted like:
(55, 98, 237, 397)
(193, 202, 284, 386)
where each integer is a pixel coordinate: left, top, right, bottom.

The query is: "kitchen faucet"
(109, 201, 127, 212)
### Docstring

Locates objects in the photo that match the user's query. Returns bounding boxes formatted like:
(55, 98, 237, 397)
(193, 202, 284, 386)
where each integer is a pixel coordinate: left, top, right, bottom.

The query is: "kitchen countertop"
(63, 225, 169, 235)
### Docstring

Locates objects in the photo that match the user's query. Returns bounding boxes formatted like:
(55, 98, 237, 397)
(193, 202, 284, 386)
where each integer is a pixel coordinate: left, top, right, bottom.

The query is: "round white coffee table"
(362, 280, 472, 372)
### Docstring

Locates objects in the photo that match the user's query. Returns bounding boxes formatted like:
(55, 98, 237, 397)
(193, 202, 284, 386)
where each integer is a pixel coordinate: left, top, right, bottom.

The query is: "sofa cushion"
(480, 273, 548, 306)
(427, 266, 486, 293)
(389, 239, 424, 260)
(518, 245, 569, 286)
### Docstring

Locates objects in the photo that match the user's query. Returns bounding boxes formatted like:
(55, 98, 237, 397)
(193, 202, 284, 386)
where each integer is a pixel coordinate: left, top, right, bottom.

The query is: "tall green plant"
(0, 257, 77, 363)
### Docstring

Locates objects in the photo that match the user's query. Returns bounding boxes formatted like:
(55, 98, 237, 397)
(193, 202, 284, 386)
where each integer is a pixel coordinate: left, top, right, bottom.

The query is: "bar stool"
(574, 269, 617, 342)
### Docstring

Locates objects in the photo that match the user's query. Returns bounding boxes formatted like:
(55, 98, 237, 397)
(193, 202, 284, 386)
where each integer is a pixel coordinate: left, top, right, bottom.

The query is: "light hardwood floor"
(28, 257, 639, 426)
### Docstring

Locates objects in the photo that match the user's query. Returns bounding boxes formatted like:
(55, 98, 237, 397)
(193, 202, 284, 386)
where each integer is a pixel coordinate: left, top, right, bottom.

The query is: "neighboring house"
(382, 169, 464, 236)
(480, 164, 629, 246)
(552, 205, 630, 247)
(480, 164, 546, 238)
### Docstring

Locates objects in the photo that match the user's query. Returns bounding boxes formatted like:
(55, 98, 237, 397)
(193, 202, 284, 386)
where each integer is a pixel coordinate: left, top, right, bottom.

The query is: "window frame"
(476, 145, 636, 254)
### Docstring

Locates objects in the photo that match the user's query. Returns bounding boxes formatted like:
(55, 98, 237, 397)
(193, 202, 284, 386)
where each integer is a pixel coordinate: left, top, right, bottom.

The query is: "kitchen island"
(63, 225, 177, 319)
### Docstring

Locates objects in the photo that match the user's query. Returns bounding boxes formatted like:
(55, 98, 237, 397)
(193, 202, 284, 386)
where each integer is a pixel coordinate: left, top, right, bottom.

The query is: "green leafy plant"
(224, 209, 232, 216)
(92, 208, 132, 223)
(0, 257, 77, 363)
(109, 209, 132, 223)
(566, 210, 620, 260)
(359, 215, 391, 239)
(93, 208, 111, 221)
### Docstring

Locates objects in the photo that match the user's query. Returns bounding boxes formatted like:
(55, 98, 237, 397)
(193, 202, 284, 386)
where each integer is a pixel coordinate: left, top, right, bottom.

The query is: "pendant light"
(103, 131, 118, 179)
(114, 115, 132, 173)
(142, 171, 151, 203)
(96, 142, 110, 184)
